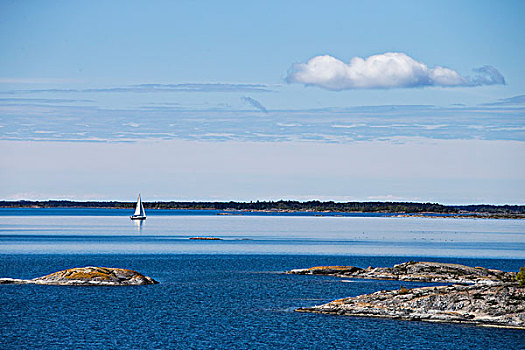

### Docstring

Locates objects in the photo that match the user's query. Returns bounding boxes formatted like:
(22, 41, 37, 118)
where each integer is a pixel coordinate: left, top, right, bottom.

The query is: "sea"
(0, 208, 524, 349)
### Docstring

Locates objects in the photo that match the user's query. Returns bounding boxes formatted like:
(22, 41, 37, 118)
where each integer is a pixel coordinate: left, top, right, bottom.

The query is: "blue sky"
(1, 0, 524, 203)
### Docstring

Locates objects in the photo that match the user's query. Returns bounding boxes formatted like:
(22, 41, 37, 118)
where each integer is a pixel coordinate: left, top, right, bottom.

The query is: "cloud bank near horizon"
(241, 96, 268, 113)
(483, 94, 525, 106)
(1, 101, 523, 143)
(286, 52, 505, 90)
(0, 83, 274, 95)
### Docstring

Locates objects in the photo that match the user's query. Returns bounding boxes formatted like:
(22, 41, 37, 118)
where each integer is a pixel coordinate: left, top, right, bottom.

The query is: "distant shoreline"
(1, 200, 524, 219)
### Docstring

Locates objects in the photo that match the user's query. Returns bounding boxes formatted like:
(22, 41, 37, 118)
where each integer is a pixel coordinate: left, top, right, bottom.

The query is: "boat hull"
(130, 216, 146, 221)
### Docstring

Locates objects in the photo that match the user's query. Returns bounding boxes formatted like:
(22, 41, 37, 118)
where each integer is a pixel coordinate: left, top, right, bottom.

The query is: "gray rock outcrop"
(297, 283, 525, 329)
(290, 261, 524, 329)
(287, 261, 516, 284)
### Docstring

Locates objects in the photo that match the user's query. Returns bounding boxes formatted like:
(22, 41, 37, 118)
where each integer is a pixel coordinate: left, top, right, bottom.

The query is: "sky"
(0, 0, 524, 204)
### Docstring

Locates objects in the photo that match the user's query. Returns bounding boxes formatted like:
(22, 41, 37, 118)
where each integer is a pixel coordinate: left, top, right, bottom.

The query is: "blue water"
(1, 254, 524, 349)
(1, 214, 524, 258)
(0, 210, 524, 349)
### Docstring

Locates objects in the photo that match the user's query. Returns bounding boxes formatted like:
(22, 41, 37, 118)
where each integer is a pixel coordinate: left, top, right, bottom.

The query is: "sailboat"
(130, 194, 146, 220)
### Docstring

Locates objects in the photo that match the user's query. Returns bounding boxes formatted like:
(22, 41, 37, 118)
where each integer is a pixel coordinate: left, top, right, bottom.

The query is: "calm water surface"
(1, 209, 524, 258)
(0, 209, 524, 349)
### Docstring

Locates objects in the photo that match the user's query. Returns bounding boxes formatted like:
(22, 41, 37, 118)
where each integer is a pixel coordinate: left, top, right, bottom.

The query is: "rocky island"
(288, 261, 516, 284)
(289, 262, 524, 329)
(0, 266, 158, 286)
(189, 237, 222, 240)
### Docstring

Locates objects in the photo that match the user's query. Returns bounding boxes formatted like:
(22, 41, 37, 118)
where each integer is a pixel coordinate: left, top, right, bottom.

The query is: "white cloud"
(277, 122, 301, 127)
(286, 52, 504, 90)
(367, 194, 421, 201)
(125, 122, 140, 128)
(331, 124, 365, 128)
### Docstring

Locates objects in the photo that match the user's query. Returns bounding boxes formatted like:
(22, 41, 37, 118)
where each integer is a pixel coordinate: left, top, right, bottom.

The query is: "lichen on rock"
(287, 261, 516, 284)
(297, 283, 525, 329)
(290, 261, 524, 329)
(0, 266, 158, 286)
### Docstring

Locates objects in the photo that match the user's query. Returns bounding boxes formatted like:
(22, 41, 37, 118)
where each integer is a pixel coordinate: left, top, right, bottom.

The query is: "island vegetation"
(1, 200, 524, 218)
(518, 267, 525, 286)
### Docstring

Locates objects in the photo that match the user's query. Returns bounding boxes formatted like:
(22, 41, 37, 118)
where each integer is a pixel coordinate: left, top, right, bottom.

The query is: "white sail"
(133, 194, 146, 217)
(139, 196, 145, 217)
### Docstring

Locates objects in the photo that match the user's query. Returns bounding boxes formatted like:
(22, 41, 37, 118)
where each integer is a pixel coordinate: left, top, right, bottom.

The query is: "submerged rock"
(297, 283, 525, 329)
(0, 267, 158, 286)
(287, 261, 516, 284)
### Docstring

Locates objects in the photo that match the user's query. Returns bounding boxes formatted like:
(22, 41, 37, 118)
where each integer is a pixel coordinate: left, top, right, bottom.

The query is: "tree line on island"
(1, 200, 524, 216)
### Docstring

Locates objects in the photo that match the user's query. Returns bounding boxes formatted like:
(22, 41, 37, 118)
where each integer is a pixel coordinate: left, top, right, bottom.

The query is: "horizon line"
(1, 199, 524, 207)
